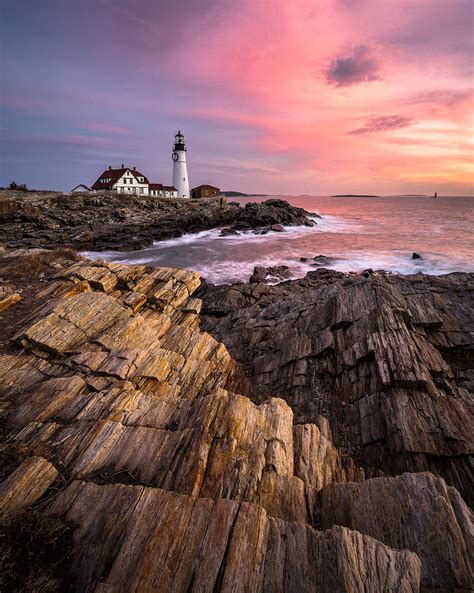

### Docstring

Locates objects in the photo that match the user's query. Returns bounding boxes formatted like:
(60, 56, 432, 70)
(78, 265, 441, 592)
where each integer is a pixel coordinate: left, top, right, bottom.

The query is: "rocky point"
(0, 191, 316, 252)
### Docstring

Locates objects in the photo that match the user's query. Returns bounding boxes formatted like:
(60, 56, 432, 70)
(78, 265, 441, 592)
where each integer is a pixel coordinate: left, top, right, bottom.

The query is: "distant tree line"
(8, 181, 28, 192)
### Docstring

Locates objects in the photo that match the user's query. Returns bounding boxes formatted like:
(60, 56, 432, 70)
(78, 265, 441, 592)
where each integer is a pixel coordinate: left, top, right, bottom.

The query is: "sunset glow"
(1, 0, 473, 194)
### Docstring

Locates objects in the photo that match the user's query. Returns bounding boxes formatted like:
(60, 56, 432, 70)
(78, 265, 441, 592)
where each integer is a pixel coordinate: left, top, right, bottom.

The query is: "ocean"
(85, 195, 474, 285)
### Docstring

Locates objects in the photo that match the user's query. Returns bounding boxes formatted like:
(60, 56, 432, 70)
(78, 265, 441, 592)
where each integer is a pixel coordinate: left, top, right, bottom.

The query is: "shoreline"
(0, 190, 315, 252)
(81, 231, 473, 286)
(1, 190, 472, 285)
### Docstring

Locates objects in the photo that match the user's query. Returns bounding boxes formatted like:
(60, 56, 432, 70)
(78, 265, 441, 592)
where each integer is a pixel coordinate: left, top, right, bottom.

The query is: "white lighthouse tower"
(172, 130, 190, 199)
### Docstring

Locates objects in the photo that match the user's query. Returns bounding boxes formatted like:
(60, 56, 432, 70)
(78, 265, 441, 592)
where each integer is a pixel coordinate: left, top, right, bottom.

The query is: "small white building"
(71, 184, 92, 194)
(163, 185, 178, 198)
(149, 183, 164, 197)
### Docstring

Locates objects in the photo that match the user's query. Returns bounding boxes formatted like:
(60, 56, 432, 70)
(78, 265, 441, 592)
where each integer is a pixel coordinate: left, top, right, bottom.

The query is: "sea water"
(84, 195, 474, 284)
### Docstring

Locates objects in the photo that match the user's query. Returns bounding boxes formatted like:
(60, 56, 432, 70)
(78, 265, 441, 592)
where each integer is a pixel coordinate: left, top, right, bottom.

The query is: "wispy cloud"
(349, 115, 414, 135)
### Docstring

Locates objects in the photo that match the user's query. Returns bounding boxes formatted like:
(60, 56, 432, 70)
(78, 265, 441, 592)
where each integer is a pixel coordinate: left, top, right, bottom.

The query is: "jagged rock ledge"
(0, 191, 317, 252)
(198, 267, 474, 509)
(0, 250, 472, 592)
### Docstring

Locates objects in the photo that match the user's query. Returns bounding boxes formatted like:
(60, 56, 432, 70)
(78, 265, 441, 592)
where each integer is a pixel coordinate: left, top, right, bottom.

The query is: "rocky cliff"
(199, 269, 474, 509)
(0, 252, 472, 592)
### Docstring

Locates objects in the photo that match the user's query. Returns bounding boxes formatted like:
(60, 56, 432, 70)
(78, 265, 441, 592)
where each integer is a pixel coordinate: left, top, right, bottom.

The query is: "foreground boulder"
(0, 252, 471, 591)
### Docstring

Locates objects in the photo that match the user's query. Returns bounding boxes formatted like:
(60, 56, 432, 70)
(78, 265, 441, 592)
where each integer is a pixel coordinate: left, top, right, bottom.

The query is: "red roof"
(163, 186, 177, 191)
(149, 183, 164, 191)
(91, 167, 149, 190)
(191, 184, 220, 191)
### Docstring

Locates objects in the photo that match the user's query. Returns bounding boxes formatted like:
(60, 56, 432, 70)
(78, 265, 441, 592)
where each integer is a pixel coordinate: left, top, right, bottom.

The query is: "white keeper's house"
(91, 165, 177, 198)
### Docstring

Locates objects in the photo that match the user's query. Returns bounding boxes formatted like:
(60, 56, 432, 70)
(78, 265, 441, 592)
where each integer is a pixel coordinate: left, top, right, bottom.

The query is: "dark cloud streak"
(326, 45, 381, 86)
(349, 115, 414, 135)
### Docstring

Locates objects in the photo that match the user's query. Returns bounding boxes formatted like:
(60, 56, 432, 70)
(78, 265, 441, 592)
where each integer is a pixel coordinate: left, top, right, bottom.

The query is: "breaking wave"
(83, 195, 474, 285)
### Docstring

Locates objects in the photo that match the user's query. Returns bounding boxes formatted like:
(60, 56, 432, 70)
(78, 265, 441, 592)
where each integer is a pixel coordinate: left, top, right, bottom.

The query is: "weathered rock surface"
(46, 481, 421, 593)
(0, 456, 58, 515)
(0, 289, 21, 312)
(0, 191, 317, 251)
(231, 198, 318, 231)
(199, 269, 474, 505)
(1, 259, 365, 526)
(0, 252, 471, 591)
(320, 472, 474, 591)
(250, 265, 292, 284)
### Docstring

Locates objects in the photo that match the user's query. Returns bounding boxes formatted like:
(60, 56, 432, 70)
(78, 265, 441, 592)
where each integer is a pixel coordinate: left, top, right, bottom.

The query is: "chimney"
(121, 164, 124, 169)
(133, 166, 136, 171)
(108, 165, 112, 170)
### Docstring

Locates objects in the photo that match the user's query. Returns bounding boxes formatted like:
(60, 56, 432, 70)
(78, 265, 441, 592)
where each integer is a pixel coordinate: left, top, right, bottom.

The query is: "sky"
(1, 0, 473, 195)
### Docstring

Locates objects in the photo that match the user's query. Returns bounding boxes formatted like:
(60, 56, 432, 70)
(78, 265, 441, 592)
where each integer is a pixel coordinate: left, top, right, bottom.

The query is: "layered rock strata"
(199, 269, 474, 505)
(320, 472, 473, 591)
(47, 482, 422, 593)
(0, 255, 472, 591)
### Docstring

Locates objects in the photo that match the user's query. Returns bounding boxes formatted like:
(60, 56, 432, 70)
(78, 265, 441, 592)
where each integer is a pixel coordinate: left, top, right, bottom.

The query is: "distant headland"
(222, 191, 269, 197)
(331, 194, 380, 198)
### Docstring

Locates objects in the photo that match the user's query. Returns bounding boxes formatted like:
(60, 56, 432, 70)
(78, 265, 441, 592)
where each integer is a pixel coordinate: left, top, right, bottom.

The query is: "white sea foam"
(312, 214, 365, 234)
(150, 220, 323, 249)
(82, 200, 473, 285)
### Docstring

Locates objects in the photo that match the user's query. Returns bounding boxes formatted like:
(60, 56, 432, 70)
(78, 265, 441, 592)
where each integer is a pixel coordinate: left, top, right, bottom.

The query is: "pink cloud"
(349, 115, 415, 135)
(2, 0, 473, 194)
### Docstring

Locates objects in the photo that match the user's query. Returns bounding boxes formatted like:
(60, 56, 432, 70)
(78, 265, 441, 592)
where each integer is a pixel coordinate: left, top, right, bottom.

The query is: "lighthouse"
(172, 130, 190, 199)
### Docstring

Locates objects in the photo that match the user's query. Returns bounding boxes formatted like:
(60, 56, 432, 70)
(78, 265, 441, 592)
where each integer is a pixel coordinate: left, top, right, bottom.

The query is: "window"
(140, 188, 144, 194)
